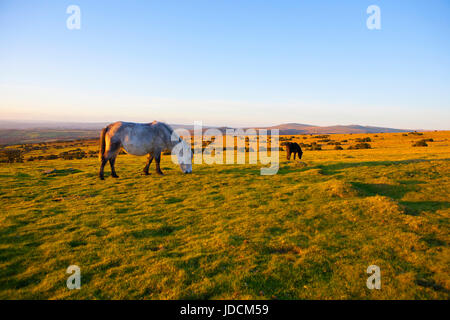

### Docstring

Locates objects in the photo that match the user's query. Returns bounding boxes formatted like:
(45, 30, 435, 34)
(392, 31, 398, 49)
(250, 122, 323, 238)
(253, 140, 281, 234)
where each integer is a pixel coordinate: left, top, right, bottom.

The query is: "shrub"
(356, 137, 371, 142)
(348, 143, 371, 150)
(44, 154, 58, 160)
(88, 150, 98, 157)
(334, 145, 343, 150)
(327, 141, 341, 145)
(299, 143, 310, 148)
(308, 142, 322, 151)
(0, 149, 24, 163)
(412, 140, 428, 147)
(59, 149, 86, 160)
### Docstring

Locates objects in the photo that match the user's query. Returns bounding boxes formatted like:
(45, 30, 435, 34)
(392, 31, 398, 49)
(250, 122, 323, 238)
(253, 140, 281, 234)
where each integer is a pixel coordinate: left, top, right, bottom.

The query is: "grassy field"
(0, 131, 449, 299)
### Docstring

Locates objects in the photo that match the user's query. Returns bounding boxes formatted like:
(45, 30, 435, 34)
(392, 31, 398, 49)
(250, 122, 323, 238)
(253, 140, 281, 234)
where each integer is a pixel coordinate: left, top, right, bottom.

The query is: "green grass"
(0, 131, 449, 299)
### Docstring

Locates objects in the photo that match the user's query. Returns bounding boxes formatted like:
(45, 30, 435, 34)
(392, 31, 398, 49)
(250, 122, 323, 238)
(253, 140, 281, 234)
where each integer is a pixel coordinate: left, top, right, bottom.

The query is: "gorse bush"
(44, 154, 58, 160)
(327, 141, 341, 145)
(59, 149, 86, 160)
(0, 148, 23, 163)
(309, 142, 322, 151)
(348, 142, 371, 150)
(412, 140, 428, 147)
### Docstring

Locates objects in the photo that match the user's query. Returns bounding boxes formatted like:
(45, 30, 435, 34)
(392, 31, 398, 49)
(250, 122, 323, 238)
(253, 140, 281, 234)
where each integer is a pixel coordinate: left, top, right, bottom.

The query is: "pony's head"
(171, 133, 193, 174)
(176, 139, 193, 174)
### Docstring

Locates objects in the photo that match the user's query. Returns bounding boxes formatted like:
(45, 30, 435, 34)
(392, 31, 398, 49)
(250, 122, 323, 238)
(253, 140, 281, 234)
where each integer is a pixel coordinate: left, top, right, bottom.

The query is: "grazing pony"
(285, 142, 303, 160)
(99, 121, 192, 179)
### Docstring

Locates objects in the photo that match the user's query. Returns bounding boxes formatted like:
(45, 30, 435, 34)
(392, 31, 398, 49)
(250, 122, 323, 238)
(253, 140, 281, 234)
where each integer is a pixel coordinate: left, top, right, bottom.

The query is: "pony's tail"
(99, 127, 108, 161)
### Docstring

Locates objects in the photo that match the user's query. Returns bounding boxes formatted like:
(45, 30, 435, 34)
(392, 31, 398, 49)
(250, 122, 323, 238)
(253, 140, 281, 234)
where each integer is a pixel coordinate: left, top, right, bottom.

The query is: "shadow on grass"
(420, 233, 446, 247)
(399, 201, 450, 216)
(350, 181, 450, 215)
(130, 225, 180, 239)
(315, 158, 450, 176)
(218, 167, 260, 175)
(212, 158, 450, 176)
(351, 182, 415, 199)
(164, 196, 185, 204)
(0, 224, 45, 291)
(43, 168, 83, 177)
(242, 258, 333, 299)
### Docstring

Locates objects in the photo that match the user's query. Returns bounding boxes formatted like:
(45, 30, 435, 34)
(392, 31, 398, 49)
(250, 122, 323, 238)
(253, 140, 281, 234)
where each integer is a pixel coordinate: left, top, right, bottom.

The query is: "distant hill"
(257, 123, 409, 135)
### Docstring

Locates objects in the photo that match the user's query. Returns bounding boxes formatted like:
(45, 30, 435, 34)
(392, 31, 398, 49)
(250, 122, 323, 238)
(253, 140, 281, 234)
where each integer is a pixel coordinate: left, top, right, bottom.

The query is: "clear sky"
(1, 0, 449, 129)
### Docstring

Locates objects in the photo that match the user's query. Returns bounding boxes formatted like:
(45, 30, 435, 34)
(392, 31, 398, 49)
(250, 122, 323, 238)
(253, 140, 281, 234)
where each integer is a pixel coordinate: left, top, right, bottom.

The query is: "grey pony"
(99, 121, 192, 179)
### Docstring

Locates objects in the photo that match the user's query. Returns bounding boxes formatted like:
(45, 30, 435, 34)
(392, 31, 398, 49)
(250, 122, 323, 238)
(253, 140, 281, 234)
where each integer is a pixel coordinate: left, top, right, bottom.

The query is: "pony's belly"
(122, 142, 151, 156)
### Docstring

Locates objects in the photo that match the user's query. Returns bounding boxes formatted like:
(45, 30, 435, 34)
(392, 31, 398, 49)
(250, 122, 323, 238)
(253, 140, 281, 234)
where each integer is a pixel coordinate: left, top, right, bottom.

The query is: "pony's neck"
(170, 136, 186, 151)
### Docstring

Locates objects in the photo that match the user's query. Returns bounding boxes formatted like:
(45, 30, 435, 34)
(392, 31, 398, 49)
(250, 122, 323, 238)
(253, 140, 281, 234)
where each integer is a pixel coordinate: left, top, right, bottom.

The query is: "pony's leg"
(109, 156, 119, 178)
(143, 154, 154, 175)
(100, 141, 121, 179)
(99, 159, 108, 180)
(155, 152, 163, 175)
(294, 152, 296, 160)
(286, 150, 291, 160)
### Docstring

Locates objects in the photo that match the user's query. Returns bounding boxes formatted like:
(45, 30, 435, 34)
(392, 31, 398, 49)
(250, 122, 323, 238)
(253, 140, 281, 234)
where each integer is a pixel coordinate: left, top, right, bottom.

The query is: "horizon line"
(1, 118, 445, 132)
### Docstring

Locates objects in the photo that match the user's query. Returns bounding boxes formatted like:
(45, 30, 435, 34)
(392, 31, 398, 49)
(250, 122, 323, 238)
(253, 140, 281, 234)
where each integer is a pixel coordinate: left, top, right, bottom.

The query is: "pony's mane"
(152, 121, 181, 142)
(151, 121, 173, 134)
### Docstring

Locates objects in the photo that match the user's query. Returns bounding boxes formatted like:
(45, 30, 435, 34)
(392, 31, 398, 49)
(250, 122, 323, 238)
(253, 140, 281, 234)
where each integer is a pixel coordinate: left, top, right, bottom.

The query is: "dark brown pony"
(285, 142, 303, 160)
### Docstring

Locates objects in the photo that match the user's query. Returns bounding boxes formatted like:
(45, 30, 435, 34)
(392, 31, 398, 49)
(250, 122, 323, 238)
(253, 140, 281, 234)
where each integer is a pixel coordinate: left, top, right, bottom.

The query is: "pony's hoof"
(156, 172, 164, 175)
(99, 176, 105, 180)
(111, 175, 119, 178)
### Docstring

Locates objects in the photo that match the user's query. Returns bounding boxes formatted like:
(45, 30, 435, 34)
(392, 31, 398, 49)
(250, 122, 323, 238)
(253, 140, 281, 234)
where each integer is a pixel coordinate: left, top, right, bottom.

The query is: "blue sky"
(1, 0, 449, 129)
